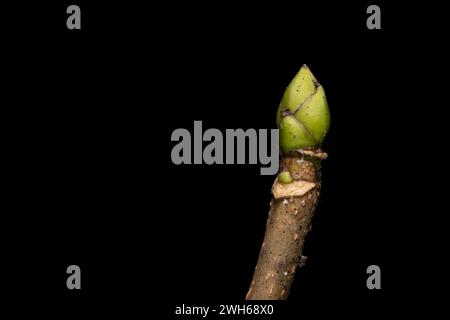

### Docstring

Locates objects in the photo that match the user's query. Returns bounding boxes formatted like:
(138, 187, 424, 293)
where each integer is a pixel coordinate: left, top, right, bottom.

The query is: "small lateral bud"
(278, 170, 293, 184)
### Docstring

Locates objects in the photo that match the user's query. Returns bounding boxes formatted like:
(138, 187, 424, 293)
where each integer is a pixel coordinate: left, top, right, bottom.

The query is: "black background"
(3, 1, 443, 318)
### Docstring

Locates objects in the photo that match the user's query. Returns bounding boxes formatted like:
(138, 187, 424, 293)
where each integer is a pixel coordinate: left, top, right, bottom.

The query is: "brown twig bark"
(246, 149, 325, 300)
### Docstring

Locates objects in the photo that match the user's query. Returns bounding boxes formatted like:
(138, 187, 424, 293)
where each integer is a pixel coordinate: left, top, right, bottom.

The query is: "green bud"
(276, 65, 330, 153)
(279, 111, 317, 151)
(278, 170, 293, 184)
